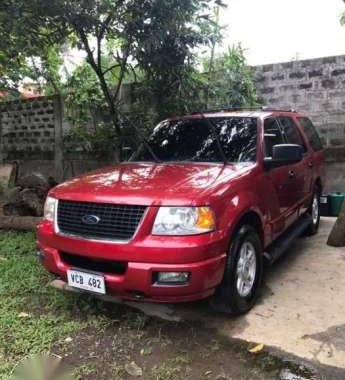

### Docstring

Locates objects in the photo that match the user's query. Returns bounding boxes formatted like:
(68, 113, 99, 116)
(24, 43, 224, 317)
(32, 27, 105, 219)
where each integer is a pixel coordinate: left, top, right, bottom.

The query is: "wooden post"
(327, 201, 345, 247)
(53, 95, 64, 182)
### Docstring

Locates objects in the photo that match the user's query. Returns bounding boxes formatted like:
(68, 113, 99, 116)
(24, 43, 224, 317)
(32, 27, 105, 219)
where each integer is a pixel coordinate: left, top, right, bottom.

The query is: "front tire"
(210, 225, 263, 315)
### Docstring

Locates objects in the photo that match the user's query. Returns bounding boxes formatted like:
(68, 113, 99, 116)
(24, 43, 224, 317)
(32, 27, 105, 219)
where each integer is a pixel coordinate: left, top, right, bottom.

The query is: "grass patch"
(0, 231, 112, 379)
(73, 364, 99, 379)
(151, 357, 191, 380)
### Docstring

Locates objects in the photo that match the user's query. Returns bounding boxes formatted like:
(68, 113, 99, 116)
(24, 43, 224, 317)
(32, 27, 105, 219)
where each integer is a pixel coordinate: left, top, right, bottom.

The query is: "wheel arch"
(315, 177, 322, 193)
(229, 210, 265, 248)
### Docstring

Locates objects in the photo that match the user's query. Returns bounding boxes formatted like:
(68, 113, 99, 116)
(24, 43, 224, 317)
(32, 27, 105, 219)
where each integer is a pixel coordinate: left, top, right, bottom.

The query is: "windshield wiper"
(117, 109, 160, 163)
(199, 112, 228, 164)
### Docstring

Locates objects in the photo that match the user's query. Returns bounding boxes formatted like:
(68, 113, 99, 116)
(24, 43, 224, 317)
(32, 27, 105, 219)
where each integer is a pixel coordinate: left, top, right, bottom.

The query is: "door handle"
(288, 170, 295, 179)
(308, 162, 313, 168)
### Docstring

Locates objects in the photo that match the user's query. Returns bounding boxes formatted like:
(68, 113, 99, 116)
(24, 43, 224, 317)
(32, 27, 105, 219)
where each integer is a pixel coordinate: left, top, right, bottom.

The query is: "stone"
(308, 69, 323, 78)
(272, 73, 285, 81)
(125, 362, 143, 377)
(20, 189, 44, 216)
(3, 188, 43, 217)
(17, 173, 50, 192)
(260, 87, 275, 94)
(279, 369, 311, 380)
(299, 83, 313, 90)
(322, 79, 336, 89)
(289, 71, 305, 79)
(332, 68, 345, 76)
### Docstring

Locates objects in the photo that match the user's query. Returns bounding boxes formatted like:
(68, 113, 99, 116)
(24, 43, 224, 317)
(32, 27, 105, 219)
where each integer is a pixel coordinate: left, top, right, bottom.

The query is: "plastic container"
(329, 192, 345, 217)
(320, 194, 330, 217)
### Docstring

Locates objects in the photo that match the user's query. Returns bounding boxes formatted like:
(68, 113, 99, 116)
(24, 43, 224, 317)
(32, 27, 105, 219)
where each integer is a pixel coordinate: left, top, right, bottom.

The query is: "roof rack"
(191, 106, 259, 114)
(261, 106, 297, 113)
(191, 106, 298, 114)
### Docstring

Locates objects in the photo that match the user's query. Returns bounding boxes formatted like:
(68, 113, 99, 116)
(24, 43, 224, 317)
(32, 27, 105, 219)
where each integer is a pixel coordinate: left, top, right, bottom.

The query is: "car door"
(262, 117, 298, 235)
(277, 116, 312, 215)
(296, 116, 325, 202)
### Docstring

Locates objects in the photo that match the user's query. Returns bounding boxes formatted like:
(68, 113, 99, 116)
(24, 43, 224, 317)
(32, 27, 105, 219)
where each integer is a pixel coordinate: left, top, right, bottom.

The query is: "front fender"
(217, 190, 269, 248)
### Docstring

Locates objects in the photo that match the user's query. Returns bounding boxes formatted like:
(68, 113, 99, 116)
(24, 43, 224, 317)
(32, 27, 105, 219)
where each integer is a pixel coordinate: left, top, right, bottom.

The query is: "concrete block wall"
(0, 96, 56, 160)
(0, 96, 112, 182)
(253, 55, 345, 150)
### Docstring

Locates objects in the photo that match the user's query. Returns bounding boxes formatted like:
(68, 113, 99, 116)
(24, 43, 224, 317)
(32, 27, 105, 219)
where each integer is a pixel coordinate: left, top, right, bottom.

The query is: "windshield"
(132, 117, 258, 163)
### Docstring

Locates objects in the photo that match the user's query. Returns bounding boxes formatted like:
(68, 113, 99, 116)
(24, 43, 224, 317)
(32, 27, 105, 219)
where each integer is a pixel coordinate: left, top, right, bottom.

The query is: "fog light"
(156, 272, 190, 285)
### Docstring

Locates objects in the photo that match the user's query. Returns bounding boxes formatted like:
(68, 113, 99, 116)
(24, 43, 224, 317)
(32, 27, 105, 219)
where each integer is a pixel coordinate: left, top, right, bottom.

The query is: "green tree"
(1, 0, 257, 158)
(203, 45, 257, 109)
(62, 59, 122, 154)
(29, 0, 218, 159)
(135, 0, 222, 119)
(0, 0, 67, 94)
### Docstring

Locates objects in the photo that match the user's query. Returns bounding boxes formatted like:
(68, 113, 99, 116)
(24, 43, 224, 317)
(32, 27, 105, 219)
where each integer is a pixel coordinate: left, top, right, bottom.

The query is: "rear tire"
(305, 187, 321, 236)
(210, 225, 263, 315)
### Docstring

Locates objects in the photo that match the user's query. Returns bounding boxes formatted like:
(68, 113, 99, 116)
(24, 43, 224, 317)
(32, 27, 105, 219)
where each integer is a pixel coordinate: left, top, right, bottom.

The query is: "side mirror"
(264, 144, 303, 170)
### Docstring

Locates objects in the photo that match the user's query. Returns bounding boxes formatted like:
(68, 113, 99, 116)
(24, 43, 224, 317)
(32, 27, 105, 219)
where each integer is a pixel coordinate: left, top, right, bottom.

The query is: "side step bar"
(263, 216, 312, 264)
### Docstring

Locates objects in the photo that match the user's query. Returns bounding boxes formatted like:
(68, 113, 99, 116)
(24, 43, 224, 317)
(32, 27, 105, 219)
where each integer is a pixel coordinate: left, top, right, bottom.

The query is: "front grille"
(61, 252, 127, 275)
(57, 200, 147, 241)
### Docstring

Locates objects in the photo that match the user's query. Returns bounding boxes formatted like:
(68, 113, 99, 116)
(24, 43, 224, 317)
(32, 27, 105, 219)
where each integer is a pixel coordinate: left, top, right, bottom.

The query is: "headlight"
(43, 196, 57, 222)
(152, 206, 215, 235)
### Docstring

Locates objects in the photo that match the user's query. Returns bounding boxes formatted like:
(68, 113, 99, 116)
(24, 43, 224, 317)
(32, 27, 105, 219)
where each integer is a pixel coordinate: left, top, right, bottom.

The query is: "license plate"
(67, 269, 106, 294)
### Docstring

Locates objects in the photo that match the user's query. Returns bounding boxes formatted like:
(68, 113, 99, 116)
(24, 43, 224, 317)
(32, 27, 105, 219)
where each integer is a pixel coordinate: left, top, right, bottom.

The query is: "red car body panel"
(36, 110, 325, 303)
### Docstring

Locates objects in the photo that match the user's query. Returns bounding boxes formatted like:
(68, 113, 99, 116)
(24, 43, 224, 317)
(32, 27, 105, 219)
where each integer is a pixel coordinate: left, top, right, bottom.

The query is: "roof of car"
(168, 108, 306, 121)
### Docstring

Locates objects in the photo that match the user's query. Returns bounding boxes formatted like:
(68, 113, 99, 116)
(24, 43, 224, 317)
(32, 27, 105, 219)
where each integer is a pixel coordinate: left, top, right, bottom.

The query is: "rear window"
(297, 117, 323, 151)
(278, 117, 307, 152)
(133, 117, 258, 163)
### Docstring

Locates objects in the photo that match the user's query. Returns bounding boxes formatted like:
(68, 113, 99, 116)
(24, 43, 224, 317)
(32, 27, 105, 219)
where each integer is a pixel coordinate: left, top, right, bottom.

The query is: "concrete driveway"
(124, 218, 345, 370)
(210, 217, 345, 369)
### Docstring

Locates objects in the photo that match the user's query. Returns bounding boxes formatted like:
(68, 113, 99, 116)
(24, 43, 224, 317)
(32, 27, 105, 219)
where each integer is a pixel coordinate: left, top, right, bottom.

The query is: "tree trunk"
(77, 28, 123, 162)
(327, 201, 345, 247)
(0, 215, 41, 231)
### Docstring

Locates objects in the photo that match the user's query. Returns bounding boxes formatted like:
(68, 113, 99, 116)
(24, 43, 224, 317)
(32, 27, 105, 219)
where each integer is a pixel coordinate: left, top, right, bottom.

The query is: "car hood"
(50, 162, 255, 206)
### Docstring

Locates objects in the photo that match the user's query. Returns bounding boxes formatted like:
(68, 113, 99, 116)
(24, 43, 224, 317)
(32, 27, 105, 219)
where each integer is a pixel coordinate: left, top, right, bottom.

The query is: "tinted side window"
(263, 118, 284, 157)
(215, 117, 258, 163)
(278, 117, 307, 151)
(298, 117, 323, 151)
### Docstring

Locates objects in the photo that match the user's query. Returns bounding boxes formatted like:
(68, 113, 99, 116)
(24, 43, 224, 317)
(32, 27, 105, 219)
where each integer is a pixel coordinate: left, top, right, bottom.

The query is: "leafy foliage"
(0, 1, 67, 94)
(64, 62, 109, 127)
(1, 0, 222, 156)
(203, 45, 257, 109)
(63, 123, 117, 153)
(0, 0, 257, 157)
(134, 0, 221, 119)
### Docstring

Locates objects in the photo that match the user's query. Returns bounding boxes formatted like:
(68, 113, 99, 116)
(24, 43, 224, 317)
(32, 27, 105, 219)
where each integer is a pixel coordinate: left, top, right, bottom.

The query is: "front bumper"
(37, 220, 227, 303)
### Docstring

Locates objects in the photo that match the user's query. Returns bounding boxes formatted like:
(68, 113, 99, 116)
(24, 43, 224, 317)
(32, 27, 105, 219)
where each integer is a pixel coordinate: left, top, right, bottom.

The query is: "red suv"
(37, 108, 325, 314)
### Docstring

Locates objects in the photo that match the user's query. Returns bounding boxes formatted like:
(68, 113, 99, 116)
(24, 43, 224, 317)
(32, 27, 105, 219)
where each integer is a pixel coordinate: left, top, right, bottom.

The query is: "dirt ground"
(3, 218, 343, 379)
(113, 217, 345, 378)
(56, 315, 319, 380)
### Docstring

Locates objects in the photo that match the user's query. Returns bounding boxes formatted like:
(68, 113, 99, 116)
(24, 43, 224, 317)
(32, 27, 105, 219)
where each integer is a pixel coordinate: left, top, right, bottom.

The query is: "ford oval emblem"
(81, 214, 101, 225)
